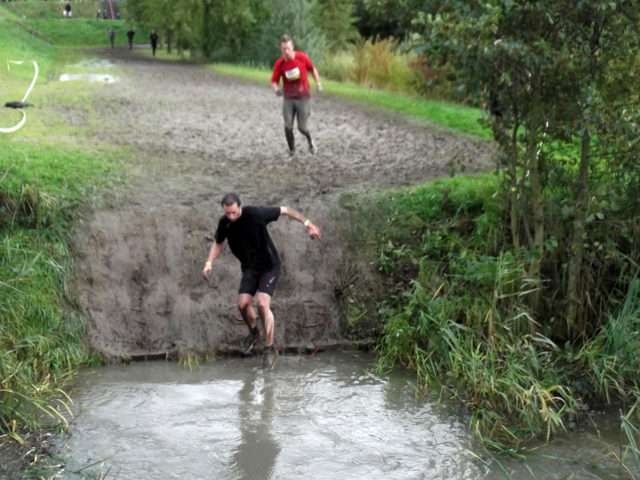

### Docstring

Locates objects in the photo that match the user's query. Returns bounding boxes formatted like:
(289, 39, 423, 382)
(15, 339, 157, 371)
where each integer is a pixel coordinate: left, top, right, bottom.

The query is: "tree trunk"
(509, 122, 520, 249)
(202, 0, 212, 58)
(566, 128, 591, 337)
(166, 30, 173, 54)
(527, 126, 544, 314)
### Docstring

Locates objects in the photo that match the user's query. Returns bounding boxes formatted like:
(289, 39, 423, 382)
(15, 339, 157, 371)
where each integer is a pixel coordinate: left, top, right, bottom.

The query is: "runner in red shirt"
(271, 34, 323, 156)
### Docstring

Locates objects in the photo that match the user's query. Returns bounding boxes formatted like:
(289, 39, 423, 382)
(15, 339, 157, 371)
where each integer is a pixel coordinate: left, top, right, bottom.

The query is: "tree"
(313, 0, 359, 51)
(354, 0, 431, 39)
(418, 0, 640, 337)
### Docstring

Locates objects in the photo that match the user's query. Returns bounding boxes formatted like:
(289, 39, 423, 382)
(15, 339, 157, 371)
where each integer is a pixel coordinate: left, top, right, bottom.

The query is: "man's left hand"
(307, 223, 321, 240)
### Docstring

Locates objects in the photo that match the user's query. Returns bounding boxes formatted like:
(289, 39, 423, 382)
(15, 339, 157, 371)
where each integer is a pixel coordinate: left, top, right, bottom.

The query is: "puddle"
(59, 73, 119, 83)
(72, 59, 115, 69)
(58, 352, 484, 479)
(58, 352, 640, 479)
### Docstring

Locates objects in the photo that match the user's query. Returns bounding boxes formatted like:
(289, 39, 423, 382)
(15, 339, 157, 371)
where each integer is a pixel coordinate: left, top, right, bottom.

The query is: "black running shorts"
(238, 267, 280, 296)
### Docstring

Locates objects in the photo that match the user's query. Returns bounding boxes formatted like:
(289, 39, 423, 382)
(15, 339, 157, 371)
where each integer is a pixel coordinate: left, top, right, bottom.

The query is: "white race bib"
(284, 67, 301, 81)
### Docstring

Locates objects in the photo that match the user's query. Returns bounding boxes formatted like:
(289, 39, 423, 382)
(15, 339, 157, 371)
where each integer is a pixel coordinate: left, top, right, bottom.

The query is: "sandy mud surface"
(71, 50, 493, 360)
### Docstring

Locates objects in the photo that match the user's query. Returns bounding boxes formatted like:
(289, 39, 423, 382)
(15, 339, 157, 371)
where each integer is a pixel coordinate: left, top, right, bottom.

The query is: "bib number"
(284, 67, 301, 81)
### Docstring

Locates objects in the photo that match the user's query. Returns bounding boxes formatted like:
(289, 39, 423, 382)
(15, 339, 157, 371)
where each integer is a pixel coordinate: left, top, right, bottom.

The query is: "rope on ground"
(1, 60, 39, 134)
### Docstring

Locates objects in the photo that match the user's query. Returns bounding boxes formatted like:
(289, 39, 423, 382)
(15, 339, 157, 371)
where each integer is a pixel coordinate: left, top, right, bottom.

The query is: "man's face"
(223, 203, 242, 222)
(280, 41, 295, 60)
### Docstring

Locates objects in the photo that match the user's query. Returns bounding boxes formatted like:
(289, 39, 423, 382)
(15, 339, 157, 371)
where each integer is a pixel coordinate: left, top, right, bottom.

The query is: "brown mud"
(71, 49, 493, 361)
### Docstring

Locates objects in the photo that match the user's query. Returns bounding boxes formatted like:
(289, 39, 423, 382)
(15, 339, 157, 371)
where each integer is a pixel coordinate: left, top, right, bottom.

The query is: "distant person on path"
(63, 3, 72, 17)
(149, 30, 159, 57)
(108, 28, 115, 48)
(201, 193, 321, 368)
(126, 28, 135, 50)
(271, 34, 322, 156)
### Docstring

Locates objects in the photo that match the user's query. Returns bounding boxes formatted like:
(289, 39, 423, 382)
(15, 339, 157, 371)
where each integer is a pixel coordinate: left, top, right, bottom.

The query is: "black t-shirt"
(214, 206, 281, 271)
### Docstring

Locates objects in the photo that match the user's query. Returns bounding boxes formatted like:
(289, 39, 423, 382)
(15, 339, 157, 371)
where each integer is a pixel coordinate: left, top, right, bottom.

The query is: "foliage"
(313, 0, 359, 51)
(241, 0, 327, 65)
(416, 0, 640, 339)
(343, 174, 640, 450)
(126, 0, 329, 64)
(351, 37, 418, 92)
(353, 0, 431, 39)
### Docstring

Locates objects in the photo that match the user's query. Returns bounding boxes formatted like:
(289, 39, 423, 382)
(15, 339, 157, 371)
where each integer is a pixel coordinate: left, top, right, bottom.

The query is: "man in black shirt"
(202, 193, 321, 367)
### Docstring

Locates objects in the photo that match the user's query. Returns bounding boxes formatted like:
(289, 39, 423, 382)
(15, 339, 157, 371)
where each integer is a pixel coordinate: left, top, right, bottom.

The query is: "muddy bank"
(71, 50, 493, 360)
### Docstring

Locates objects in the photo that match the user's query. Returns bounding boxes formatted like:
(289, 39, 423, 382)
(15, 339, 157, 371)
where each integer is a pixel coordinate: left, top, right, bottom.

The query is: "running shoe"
(242, 328, 259, 355)
(262, 345, 278, 369)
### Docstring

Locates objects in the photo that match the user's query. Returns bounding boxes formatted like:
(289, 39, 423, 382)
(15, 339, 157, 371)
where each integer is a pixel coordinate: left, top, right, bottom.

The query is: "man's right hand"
(202, 262, 213, 280)
(275, 88, 283, 97)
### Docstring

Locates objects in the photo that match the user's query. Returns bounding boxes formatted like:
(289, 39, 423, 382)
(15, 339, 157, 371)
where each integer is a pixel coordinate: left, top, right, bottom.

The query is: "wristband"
(205, 260, 212, 268)
(304, 219, 311, 227)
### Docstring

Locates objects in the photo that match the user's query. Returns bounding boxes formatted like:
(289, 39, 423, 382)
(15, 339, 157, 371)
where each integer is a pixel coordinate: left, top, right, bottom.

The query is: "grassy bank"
(0, 3, 123, 450)
(340, 174, 640, 457)
(2, 0, 142, 48)
(209, 63, 489, 139)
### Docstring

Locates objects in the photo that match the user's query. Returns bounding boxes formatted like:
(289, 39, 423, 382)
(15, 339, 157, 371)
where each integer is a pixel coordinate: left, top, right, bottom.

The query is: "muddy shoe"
(242, 328, 259, 355)
(262, 345, 278, 369)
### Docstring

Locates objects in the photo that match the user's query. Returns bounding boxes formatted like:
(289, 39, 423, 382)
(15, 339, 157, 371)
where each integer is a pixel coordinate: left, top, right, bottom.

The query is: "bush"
(342, 172, 639, 450)
(352, 38, 419, 93)
(318, 49, 355, 82)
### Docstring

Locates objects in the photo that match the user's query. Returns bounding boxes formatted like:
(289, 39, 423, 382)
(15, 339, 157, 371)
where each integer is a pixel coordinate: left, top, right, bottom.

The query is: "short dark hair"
(220, 192, 241, 207)
(280, 34, 292, 44)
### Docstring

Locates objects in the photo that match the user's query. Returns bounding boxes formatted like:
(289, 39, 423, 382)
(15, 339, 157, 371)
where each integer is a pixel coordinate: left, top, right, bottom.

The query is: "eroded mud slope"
(71, 51, 493, 359)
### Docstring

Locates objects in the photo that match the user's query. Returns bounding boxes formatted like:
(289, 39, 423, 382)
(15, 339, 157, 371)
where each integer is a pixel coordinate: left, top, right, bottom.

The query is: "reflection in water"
(232, 369, 281, 480)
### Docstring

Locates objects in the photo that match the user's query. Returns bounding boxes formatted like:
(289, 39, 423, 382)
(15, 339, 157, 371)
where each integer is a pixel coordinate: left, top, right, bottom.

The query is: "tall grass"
(0, 141, 119, 439)
(350, 38, 418, 93)
(1, 4, 122, 442)
(342, 173, 640, 451)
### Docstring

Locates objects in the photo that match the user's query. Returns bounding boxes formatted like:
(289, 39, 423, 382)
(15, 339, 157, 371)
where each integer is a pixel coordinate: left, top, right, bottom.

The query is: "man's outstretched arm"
(202, 241, 224, 279)
(280, 206, 321, 239)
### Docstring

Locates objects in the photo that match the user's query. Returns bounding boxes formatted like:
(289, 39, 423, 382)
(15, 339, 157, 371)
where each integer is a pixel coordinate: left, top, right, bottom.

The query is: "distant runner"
(271, 34, 322, 156)
(202, 193, 321, 368)
(149, 30, 159, 57)
(108, 28, 116, 49)
(126, 28, 135, 50)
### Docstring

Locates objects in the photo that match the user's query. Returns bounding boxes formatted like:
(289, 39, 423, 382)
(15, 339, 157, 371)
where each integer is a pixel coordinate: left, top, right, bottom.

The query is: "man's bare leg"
(238, 293, 257, 330)
(239, 293, 259, 353)
(256, 292, 274, 346)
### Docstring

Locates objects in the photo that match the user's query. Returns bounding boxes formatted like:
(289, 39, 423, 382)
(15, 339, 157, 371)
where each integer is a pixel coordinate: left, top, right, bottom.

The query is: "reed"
(346, 173, 639, 451)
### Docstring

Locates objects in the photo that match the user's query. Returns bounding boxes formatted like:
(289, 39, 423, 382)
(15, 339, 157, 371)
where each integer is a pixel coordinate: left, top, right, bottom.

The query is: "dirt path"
(71, 50, 493, 360)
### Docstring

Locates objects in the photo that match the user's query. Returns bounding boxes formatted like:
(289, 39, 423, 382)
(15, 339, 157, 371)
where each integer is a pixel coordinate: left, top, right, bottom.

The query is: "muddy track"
(71, 49, 493, 360)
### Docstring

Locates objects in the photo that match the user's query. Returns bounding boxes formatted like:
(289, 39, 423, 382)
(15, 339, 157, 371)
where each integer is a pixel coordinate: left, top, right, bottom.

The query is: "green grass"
(29, 18, 135, 47)
(2, 1, 144, 48)
(209, 63, 490, 139)
(0, 3, 125, 446)
(3, 0, 104, 19)
(0, 142, 123, 442)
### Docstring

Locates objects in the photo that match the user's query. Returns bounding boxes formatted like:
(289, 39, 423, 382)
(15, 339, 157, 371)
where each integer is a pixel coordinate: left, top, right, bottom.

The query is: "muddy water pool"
(58, 352, 636, 479)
